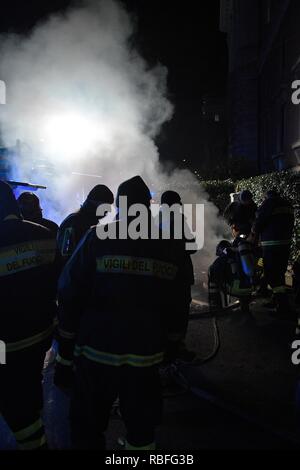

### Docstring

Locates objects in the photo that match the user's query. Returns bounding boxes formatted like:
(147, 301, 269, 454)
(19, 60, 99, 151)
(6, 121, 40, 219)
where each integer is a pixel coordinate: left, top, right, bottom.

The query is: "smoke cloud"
(0, 0, 228, 284)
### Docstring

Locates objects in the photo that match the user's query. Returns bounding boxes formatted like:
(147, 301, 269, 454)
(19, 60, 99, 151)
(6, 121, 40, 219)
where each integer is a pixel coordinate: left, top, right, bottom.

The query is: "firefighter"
(208, 228, 254, 315)
(0, 181, 59, 450)
(57, 184, 114, 263)
(54, 176, 187, 450)
(17, 191, 58, 238)
(224, 190, 257, 236)
(159, 190, 196, 362)
(251, 189, 295, 319)
(17, 192, 60, 368)
(208, 240, 233, 313)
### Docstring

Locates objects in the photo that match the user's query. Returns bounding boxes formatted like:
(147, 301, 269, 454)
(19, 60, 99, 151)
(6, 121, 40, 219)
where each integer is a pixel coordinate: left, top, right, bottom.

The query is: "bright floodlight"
(43, 113, 99, 159)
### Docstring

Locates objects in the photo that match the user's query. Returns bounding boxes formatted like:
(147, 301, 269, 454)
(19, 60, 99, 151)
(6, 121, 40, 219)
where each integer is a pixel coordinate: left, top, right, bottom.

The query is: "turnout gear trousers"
(70, 358, 161, 450)
(0, 340, 51, 450)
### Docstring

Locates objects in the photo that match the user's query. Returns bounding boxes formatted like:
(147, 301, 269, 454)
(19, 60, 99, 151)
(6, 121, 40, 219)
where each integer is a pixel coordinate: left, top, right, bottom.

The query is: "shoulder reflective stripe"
(74, 345, 164, 367)
(18, 434, 46, 450)
(58, 327, 75, 340)
(56, 354, 73, 367)
(261, 240, 291, 247)
(272, 207, 294, 216)
(97, 256, 178, 281)
(6, 324, 55, 353)
(125, 441, 156, 451)
(14, 418, 43, 441)
(3, 215, 19, 221)
(0, 239, 56, 277)
(273, 286, 287, 294)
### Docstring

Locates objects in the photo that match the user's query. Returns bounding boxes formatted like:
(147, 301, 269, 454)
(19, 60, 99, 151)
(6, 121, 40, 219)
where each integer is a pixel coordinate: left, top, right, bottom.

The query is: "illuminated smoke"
(0, 0, 228, 283)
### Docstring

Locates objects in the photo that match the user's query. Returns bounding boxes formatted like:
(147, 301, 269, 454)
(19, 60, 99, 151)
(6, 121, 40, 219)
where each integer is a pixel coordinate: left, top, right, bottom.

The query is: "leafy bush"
(202, 179, 235, 214)
(202, 170, 300, 260)
(236, 170, 300, 261)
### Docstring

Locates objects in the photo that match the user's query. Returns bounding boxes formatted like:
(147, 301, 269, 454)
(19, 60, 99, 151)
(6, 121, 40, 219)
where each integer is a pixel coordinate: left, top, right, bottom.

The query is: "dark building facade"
(199, 94, 228, 179)
(221, 0, 300, 173)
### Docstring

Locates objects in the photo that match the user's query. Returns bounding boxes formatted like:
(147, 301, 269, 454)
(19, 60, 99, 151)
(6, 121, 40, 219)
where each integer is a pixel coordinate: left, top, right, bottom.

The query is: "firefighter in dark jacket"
(159, 190, 196, 361)
(54, 176, 186, 450)
(57, 184, 114, 263)
(208, 231, 254, 314)
(251, 190, 295, 318)
(17, 191, 58, 238)
(0, 181, 59, 450)
(224, 190, 257, 236)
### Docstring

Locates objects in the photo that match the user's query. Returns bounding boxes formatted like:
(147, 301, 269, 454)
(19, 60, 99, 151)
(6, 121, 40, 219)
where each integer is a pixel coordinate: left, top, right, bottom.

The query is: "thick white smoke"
(0, 0, 228, 285)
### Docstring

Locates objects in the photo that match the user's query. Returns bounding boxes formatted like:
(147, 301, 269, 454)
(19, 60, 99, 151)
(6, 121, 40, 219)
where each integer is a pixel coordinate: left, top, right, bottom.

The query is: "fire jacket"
(0, 217, 59, 352)
(253, 196, 294, 247)
(57, 208, 99, 262)
(57, 218, 186, 368)
(30, 216, 58, 238)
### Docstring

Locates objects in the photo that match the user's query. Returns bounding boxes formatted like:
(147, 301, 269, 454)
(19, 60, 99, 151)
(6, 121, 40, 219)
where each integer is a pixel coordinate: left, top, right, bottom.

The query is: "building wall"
(222, 0, 300, 173)
(259, 0, 300, 172)
(225, 0, 260, 172)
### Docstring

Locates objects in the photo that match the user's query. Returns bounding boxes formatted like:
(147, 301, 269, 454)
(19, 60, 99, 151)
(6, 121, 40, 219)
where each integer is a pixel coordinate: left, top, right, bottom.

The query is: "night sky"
(0, 0, 228, 167)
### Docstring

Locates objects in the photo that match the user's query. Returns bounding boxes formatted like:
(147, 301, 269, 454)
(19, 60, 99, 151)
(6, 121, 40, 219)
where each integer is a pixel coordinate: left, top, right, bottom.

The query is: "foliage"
(203, 169, 300, 261)
(202, 179, 235, 214)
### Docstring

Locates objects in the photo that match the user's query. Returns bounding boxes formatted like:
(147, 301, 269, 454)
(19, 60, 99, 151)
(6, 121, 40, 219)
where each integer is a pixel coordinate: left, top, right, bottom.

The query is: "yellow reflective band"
(257, 258, 264, 268)
(0, 239, 56, 277)
(272, 207, 294, 216)
(273, 286, 286, 294)
(261, 240, 291, 247)
(97, 256, 178, 281)
(6, 324, 55, 353)
(58, 327, 75, 340)
(125, 441, 156, 451)
(14, 418, 43, 442)
(56, 354, 73, 367)
(229, 280, 252, 297)
(74, 345, 164, 367)
(18, 434, 46, 450)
